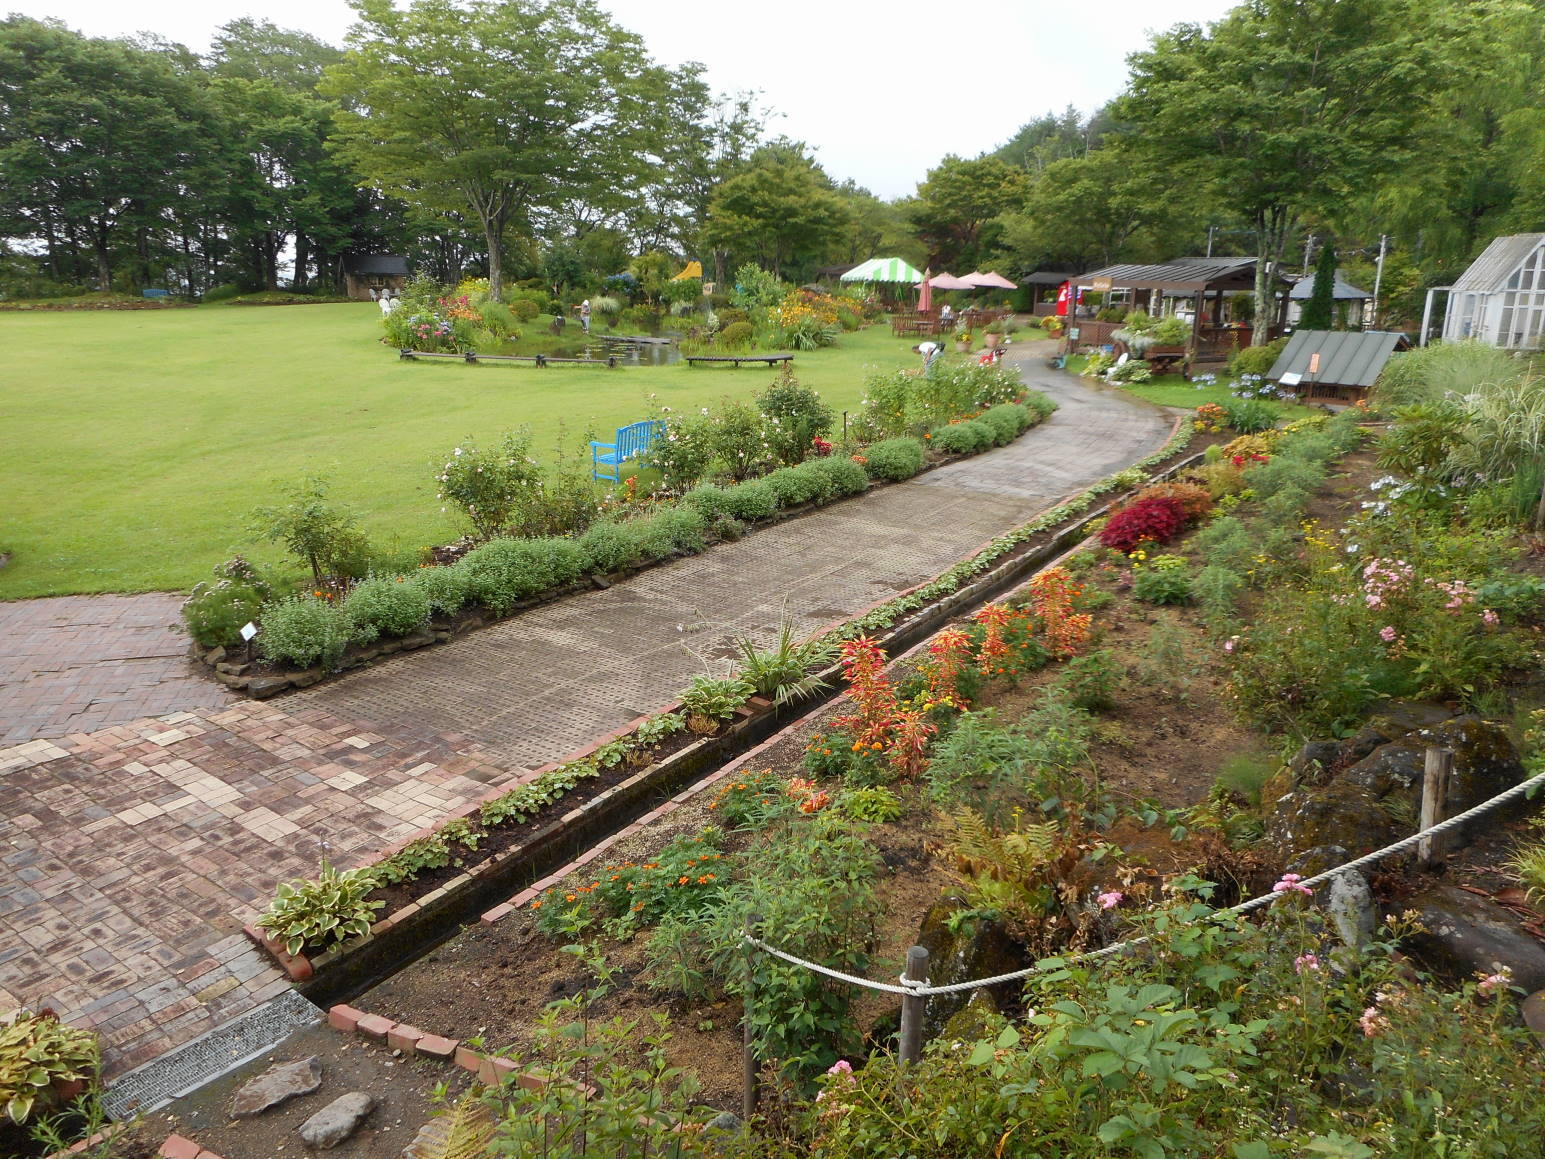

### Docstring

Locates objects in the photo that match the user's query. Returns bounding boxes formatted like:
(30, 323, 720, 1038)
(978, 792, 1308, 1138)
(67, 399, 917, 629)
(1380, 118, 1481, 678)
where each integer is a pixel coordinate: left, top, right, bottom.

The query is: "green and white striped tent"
(840, 256, 924, 284)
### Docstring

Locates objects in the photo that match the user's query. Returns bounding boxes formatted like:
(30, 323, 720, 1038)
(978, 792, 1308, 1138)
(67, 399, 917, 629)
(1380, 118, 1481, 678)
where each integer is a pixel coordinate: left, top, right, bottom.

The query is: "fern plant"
(416, 1094, 495, 1158)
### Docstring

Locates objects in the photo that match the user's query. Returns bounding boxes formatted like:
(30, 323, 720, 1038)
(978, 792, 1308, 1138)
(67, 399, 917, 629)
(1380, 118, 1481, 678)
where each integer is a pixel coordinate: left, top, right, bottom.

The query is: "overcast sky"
(17, 0, 1239, 199)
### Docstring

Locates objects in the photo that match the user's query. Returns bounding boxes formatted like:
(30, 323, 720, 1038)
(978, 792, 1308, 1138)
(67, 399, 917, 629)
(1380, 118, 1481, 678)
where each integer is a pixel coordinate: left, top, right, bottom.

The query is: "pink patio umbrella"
(960, 271, 1019, 289)
(925, 271, 976, 291)
(917, 267, 933, 314)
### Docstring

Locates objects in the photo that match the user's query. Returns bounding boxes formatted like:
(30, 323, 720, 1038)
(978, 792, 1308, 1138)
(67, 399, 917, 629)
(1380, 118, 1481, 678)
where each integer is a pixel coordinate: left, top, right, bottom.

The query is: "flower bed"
(244, 420, 1204, 997)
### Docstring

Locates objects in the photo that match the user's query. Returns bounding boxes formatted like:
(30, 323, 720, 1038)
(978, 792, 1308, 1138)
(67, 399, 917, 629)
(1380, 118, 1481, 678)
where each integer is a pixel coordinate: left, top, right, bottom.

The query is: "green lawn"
(1, 304, 921, 598)
(1064, 355, 1317, 420)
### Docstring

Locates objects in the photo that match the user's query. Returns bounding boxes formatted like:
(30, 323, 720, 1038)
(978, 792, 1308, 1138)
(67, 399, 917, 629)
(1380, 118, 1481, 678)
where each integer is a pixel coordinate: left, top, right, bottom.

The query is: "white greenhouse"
(1440, 232, 1545, 349)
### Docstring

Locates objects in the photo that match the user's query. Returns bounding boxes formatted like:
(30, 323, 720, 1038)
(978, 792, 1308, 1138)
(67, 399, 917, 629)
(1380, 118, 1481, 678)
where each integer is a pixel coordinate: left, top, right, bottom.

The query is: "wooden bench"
(399, 349, 618, 367)
(591, 420, 664, 482)
(682, 353, 794, 368)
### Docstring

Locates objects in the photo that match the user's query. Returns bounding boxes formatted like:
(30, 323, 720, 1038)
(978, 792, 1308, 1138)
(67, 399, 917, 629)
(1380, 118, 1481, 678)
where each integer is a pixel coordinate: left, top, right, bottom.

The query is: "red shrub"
(1098, 495, 1188, 553)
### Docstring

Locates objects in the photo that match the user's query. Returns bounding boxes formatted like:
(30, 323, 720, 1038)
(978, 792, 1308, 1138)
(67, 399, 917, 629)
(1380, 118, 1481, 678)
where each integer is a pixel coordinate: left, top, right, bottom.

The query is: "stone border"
(41, 1129, 228, 1159)
(246, 421, 1198, 1006)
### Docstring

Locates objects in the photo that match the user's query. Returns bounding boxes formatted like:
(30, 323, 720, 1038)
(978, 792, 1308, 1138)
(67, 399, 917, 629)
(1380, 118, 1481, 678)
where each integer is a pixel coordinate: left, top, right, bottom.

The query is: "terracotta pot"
(955, 341, 972, 353)
(983, 332, 1002, 348)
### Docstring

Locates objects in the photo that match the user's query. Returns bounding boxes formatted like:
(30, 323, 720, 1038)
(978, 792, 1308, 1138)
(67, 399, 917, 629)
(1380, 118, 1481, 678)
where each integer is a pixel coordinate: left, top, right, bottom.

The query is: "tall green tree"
(909, 155, 1029, 272)
(1123, 0, 1451, 342)
(1300, 238, 1338, 330)
(322, 0, 676, 300)
(701, 141, 848, 281)
(0, 17, 211, 290)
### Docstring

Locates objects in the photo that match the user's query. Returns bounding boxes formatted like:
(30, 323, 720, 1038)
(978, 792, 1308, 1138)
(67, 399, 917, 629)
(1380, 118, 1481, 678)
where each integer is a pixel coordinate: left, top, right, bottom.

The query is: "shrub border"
(198, 401, 1056, 698)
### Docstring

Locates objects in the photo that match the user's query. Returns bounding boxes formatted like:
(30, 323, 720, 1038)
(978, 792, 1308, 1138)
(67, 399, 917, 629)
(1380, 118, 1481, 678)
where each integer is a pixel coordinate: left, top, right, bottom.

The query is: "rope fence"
(740, 756, 1545, 1083)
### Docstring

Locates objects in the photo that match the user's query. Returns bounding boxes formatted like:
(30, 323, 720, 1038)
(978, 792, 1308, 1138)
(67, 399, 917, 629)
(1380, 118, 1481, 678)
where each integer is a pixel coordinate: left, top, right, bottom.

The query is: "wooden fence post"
(1418, 746, 1453, 870)
(742, 913, 762, 1121)
(897, 946, 930, 1067)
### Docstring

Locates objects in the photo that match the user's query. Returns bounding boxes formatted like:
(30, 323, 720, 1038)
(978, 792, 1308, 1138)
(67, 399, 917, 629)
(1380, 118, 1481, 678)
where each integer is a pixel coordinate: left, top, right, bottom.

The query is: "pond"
(502, 331, 684, 366)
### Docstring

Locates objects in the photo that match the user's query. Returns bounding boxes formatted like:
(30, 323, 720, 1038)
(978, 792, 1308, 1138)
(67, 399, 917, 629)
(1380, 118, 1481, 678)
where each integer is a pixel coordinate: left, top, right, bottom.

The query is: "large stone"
(916, 897, 1026, 1040)
(1340, 716, 1526, 841)
(1265, 781, 1401, 865)
(1522, 990, 1545, 1049)
(246, 675, 293, 700)
(1403, 886, 1545, 994)
(231, 1057, 322, 1117)
(1288, 740, 1341, 789)
(299, 1091, 374, 1149)
(1325, 870, 1377, 950)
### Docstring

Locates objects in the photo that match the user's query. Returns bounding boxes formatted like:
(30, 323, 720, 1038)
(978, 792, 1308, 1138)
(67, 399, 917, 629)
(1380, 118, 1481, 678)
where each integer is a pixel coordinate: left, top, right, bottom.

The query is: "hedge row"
(257, 401, 1049, 669)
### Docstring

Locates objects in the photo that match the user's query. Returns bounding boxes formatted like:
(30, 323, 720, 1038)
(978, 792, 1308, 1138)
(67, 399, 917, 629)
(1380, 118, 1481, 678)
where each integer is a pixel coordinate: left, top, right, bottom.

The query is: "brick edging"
(481, 696, 838, 924)
(322, 1004, 591, 1096)
(156, 1135, 227, 1159)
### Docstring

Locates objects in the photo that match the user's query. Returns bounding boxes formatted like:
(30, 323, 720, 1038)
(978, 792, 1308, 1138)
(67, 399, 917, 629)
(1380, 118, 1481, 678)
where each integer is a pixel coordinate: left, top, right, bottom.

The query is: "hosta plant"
(258, 861, 383, 956)
(1, 1011, 97, 1124)
(679, 674, 754, 732)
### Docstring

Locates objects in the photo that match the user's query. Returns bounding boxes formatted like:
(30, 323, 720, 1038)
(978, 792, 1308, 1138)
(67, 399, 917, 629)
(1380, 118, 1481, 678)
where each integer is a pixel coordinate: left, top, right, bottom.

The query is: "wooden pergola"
(1073, 257, 1292, 359)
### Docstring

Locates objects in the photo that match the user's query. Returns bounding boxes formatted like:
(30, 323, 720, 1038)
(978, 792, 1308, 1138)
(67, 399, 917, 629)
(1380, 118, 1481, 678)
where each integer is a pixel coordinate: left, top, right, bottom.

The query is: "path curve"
(0, 343, 1170, 1078)
(288, 344, 1170, 766)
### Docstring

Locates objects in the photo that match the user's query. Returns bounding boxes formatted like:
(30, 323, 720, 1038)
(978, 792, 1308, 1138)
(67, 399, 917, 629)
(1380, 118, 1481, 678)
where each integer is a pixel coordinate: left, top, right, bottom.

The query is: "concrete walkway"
(0, 347, 1170, 1077)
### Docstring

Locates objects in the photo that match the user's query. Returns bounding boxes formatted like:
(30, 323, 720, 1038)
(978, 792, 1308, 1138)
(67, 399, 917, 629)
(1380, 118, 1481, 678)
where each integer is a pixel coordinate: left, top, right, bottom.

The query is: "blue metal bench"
(142, 288, 171, 299)
(591, 420, 664, 482)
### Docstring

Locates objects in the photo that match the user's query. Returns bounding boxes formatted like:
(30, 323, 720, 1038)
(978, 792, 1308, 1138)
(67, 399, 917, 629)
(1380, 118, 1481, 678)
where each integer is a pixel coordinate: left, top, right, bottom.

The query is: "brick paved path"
(0, 595, 233, 745)
(0, 346, 1170, 1078)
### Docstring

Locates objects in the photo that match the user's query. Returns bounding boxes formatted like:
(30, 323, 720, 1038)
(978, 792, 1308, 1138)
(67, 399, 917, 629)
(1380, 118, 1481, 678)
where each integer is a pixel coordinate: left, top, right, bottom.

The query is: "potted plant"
(955, 328, 974, 353)
(983, 321, 1005, 348)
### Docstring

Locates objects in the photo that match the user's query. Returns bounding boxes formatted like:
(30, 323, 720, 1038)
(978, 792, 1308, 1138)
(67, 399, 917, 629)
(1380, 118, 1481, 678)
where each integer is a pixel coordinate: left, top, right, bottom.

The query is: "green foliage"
(631, 507, 707, 559)
(763, 462, 835, 507)
(182, 556, 272, 648)
(757, 370, 834, 465)
(717, 320, 753, 349)
(533, 832, 725, 940)
(1372, 340, 1524, 409)
(257, 861, 382, 956)
(1228, 337, 1289, 378)
(707, 768, 793, 830)
(1221, 398, 1278, 434)
(1132, 556, 1193, 604)
(728, 262, 786, 311)
(250, 476, 371, 586)
(733, 615, 837, 707)
(1055, 648, 1121, 711)
(978, 402, 1032, 444)
(1150, 315, 1192, 346)
(577, 520, 641, 574)
(507, 297, 539, 322)
(342, 574, 431, 639)
(861, 437, 926, 481)
(434, 432, 542, 541)
(1300, 240, 1339, 331)
(929, 419, 995, 454)
(411, 564, 470, 616)
(0, 1012, 97, 1125)
(478, 760, 600, 828)
(719, 479, 778, 521)
(926, 709, 1039, 811)
(706, 399, 775, 481)
(259, 595, 353, 669)
(456, 536, 583, 613)
(860, 362, 1032, 437)
(841, 785, 903, 823)
(678, 674, 753, 724)
(806, 455, 869, 496)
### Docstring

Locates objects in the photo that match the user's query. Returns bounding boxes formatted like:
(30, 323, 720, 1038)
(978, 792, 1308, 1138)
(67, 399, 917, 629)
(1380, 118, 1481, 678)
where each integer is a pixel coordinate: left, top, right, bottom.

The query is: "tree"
(322, 0, 676, 300)
(701, 141, 848, 281)
(997, 145, 1203, 271)
(1300, 238, 1338, 330)
(1123, 0, 1450, 342)
(0, 17, 211, 290)
(909, 155, 1029, 272)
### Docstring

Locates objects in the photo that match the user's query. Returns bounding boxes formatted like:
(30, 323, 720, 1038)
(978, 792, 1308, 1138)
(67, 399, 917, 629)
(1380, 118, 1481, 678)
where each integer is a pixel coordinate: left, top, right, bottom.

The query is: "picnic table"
(682, 353, 794, 368)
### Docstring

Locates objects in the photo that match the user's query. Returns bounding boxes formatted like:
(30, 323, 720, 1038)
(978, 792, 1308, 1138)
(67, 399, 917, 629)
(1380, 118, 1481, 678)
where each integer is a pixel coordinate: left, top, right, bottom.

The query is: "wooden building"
(1267, 329, 1411, 404)
(341, 254, 409, 301)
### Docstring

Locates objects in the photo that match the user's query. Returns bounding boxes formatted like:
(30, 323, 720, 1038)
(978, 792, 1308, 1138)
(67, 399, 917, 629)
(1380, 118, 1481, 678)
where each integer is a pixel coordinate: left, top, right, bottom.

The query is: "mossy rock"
(916, 896, 1027, 1040)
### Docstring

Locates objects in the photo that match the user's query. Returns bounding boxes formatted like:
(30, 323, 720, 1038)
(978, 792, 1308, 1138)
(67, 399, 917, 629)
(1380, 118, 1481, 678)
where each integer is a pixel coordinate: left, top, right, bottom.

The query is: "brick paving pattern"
(0, 595, 233, 745)
(0, 347, 1170, 1079)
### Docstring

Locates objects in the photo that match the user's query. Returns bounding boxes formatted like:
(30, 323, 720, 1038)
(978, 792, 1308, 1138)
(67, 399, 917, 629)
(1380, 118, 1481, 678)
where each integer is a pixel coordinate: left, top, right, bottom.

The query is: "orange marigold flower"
(678, 875, 690, 885)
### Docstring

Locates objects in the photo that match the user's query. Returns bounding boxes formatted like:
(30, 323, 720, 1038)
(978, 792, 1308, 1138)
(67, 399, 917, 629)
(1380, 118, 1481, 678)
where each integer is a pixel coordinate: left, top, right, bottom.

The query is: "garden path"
(0, 343, 1170, 1083)
(0, 594, 232, 746)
